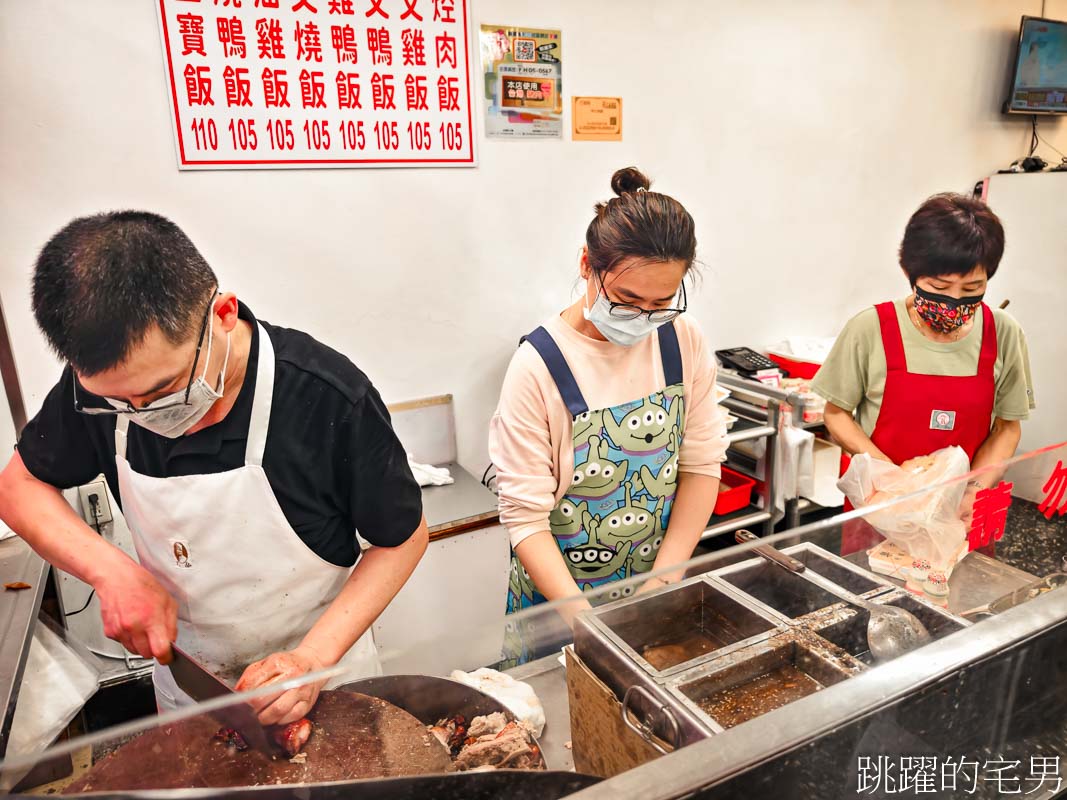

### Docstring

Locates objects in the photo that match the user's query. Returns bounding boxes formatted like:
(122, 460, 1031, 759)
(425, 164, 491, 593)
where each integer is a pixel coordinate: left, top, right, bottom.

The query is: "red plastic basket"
(767, 353, 821, 380)
(713, 466, 757, 516)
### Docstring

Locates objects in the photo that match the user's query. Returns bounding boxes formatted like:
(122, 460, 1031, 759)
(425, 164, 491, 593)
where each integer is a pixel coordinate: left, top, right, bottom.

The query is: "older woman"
(813, 193, 1035, 552)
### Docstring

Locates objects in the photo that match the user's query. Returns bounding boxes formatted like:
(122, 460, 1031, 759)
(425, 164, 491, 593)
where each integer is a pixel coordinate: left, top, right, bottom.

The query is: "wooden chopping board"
(64, 691, 455, 793)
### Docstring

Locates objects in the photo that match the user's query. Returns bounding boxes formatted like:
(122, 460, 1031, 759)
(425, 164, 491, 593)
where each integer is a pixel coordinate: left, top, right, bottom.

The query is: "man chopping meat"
(0, 211, 428, 726)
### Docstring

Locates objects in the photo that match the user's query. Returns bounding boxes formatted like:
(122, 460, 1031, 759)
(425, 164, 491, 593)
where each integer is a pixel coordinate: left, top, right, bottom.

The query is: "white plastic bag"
(837, 446, 970, 569)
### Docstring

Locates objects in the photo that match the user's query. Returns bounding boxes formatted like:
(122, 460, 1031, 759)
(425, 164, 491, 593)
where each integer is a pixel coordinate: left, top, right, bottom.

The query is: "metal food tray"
(663, 632, 863, 734)
(574, 542, 972, 749)
(574, 575, 786, 684)
(713, 542, 897, 621)
(807, 590, 971, 666)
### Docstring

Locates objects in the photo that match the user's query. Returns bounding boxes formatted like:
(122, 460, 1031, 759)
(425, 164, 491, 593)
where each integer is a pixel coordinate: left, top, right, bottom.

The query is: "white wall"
(2, 0, 1065, 474)
(985, 172, 1067, 452)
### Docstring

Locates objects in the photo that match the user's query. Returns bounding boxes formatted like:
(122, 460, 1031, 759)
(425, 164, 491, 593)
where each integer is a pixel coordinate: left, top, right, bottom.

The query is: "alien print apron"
(506, 322, 686, 616)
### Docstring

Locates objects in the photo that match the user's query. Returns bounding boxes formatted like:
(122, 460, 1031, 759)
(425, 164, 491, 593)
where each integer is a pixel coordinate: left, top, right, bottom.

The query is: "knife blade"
(168, 644, 276, 756)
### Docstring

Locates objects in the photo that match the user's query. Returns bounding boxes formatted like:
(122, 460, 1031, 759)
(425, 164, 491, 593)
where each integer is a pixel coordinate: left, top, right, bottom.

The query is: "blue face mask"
(583, 289, 667, 347)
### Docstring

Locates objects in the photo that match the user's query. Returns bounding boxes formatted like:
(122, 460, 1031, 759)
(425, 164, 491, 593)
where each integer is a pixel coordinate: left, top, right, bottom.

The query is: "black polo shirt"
(17, 303, 422, 567)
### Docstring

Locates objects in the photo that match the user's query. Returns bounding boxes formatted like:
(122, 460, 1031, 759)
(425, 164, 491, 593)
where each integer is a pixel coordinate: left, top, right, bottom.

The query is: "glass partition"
(3, 441, 1065, 799)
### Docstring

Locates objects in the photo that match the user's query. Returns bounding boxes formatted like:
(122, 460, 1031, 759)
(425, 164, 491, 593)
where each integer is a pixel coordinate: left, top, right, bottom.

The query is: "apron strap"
(114, 414, 130, 460)
(657, 322, 683, 386)
(521, 327, 589, 417)
(875, 302, 907, 372)
(977, 303, 998, 376)
(245, 323, 276, 467)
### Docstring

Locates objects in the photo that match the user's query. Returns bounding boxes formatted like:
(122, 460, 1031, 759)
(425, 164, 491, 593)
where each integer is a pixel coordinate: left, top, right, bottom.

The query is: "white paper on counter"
(2, 624, 100, 790)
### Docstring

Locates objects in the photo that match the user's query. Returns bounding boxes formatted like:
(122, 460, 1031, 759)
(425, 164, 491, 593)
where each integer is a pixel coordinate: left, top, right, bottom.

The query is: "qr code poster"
(479, 25, 562, 139)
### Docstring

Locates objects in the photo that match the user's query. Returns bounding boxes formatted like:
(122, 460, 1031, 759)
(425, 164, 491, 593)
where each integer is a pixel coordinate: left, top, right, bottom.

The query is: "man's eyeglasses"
(73, 290, 218, 416)
(597, 274, 688, 323)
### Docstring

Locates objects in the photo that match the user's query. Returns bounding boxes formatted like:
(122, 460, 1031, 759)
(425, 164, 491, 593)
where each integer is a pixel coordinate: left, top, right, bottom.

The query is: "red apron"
(840, 302, 997, 556)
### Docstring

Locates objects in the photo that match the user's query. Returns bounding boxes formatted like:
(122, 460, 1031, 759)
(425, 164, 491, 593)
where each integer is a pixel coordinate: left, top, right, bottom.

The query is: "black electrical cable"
(65, 494, 103, 618)
(64, 588, 96, 617)
(1029, 115, 1039, 157)
(1033, 116, 1067, 164)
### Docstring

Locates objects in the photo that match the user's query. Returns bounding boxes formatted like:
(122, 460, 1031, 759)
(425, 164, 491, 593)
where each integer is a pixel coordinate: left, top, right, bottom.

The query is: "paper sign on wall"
(156, 0, 476, 169)
(572, 96, 622, 141)
(479, 25, 562, 139)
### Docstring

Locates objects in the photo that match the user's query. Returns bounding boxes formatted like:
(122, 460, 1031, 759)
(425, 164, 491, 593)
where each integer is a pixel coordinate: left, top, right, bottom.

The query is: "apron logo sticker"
(930, 410, 956, 431)
(171, 541, 193, 569)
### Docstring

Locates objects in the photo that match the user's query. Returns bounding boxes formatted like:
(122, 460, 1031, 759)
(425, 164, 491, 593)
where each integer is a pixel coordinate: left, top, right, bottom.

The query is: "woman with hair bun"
(489, 167, 728, 630)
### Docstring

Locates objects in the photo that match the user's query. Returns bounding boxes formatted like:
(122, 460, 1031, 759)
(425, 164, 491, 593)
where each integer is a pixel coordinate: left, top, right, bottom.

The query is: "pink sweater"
(489, 314, 729, 548)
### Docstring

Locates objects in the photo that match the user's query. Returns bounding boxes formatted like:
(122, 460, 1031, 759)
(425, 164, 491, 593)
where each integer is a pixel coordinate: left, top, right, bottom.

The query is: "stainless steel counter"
(0, 536, 49, 759)
(422, 463, 499, 537)
(506, 551, 1042, 782)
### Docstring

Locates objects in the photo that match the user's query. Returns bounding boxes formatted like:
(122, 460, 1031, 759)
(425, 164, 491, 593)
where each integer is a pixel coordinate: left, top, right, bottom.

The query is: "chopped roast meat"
(272, 718, 312, 756)
(428, 714, 468, 756)
(453, 721, 541, 771)
(466, 711, 508, 739)
(427, 712, 544, 771)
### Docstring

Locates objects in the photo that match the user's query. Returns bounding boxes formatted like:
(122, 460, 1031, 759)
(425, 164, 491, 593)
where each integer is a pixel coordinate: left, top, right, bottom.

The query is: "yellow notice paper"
(572, 96, 622, 141)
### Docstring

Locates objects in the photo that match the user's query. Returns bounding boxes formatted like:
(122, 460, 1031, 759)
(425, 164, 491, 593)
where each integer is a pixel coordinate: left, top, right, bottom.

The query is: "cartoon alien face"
(549, 499, 587, 538)
(564, 538, 632, 581)
(606, 398, 672, 453)
(604, 583, 637, 602)
(571, 409, 603, 447)
(509, 560, 536, 603)
(637, 431, 680, 499)
(571, 435, 627, 498)
(630, 534, 664, 572)
(597, 480, 657, 547)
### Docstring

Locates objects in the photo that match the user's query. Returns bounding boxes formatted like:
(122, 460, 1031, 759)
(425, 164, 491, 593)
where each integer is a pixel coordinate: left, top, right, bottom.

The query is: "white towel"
(408, 455, 454, 487)
(450, 667, 546, 737)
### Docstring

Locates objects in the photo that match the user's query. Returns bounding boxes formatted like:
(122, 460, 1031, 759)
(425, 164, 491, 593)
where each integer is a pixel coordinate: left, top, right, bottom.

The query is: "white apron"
(114, 323, 381, 709)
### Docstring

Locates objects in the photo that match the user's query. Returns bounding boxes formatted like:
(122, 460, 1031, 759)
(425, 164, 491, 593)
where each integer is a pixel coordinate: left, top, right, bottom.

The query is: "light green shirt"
(812, 299, 1035, 436)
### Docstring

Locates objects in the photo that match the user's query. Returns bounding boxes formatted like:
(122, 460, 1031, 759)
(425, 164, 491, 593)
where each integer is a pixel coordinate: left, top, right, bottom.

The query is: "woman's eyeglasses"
(598, 274, 687, 322)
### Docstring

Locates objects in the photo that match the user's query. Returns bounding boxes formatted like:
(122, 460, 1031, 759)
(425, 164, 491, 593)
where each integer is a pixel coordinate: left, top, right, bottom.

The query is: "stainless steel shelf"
(701, 509, 773, 541)
(725, 423, 775, 445)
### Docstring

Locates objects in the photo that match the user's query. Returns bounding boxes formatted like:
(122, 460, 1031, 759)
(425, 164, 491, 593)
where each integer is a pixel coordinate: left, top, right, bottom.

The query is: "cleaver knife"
(168, 644, 277, 755)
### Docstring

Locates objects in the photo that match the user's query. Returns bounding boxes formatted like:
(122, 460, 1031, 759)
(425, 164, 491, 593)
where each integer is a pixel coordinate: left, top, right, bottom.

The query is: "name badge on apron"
(930, 410, 956, 431)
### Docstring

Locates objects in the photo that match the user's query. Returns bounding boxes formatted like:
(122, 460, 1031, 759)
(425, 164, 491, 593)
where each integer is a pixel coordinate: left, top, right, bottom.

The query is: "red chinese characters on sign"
(295, 21, 323, 61)
(968, 481, 1014, 551)
(217, 17, 247, 57)
(159, 0, 474, 166)
(184, 64, 214, 105)
(257, 19, 286, 58)
(401, 29, 425, 66)
(368, 28, 392, 65)
(435, 31, 456, 68)
(336, 71, 361, 108)
(177, 13, 208, 56)
(1038, 460, 1067, 519)
(405, 75, 427, 110)
(300, 69, 326, 107)
(262, 68, 291, 107)
(331, 25, 358, 63)
(224, 66, 253, 106)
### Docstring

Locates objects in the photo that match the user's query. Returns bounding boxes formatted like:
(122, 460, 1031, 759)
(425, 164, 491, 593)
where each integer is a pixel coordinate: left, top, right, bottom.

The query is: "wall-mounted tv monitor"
(1004, 16, 1067, 114)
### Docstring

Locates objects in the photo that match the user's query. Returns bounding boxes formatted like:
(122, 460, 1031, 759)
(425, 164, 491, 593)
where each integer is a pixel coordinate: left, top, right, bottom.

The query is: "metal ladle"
(735, 531, 932, 662)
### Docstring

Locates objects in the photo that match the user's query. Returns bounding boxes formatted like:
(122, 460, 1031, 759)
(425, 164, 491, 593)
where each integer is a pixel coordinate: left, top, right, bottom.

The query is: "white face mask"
(582, 283, 668, 347)
(108, 323, 231, 438)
